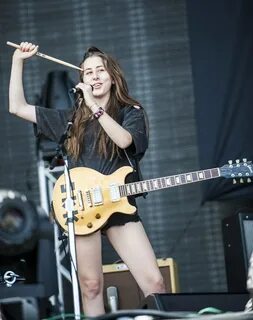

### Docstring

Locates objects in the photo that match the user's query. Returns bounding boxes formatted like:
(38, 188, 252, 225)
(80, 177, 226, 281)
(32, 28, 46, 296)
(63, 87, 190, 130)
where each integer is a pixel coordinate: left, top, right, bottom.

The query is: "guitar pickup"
(92, 186, 103, 206)
(109, 183, 120, 202)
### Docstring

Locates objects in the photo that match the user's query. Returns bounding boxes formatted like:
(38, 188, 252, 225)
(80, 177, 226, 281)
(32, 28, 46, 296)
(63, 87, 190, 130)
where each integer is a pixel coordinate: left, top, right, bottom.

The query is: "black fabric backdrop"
(187, 0, 253, 201)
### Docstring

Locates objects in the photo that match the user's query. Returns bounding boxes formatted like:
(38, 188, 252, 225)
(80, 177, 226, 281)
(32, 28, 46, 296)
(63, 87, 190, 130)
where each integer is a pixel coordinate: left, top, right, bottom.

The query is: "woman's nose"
(92, 71, 99, 80)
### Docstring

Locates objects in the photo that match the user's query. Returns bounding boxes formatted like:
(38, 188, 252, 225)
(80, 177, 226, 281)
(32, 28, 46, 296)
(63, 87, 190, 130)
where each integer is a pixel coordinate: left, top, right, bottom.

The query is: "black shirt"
(34, 105, 148, 174)
(34, 105, 149, 230)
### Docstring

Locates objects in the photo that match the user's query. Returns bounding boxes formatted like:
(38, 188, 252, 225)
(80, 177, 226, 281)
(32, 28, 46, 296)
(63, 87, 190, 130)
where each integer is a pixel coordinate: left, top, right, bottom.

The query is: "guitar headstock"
(220, 159, 253, 183)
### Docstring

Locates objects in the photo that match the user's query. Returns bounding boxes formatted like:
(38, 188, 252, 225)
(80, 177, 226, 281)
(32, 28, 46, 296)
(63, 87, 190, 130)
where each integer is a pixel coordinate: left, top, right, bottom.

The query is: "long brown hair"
(66, 47, 140, 161)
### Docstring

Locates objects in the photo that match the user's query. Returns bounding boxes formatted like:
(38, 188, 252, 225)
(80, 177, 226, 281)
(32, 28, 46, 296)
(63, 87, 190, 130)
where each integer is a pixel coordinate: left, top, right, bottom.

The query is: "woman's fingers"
(31, 45, 39, 54)
(20, 42, 37, 52)
(13, 42, 39, 60)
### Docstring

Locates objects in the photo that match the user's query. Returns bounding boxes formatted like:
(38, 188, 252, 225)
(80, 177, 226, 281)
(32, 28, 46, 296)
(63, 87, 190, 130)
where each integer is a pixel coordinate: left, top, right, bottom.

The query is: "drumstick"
(7, 41, 83, 72)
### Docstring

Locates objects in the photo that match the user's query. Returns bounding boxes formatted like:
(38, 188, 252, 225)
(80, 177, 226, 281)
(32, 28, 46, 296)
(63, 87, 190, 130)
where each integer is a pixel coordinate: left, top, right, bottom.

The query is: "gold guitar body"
(52, 166, 136, 235)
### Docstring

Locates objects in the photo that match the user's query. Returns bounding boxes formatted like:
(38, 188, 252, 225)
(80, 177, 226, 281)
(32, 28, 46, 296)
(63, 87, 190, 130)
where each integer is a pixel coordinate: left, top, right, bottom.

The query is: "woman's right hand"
(75, 82, 96, 109)
(13, 42, 39, 60)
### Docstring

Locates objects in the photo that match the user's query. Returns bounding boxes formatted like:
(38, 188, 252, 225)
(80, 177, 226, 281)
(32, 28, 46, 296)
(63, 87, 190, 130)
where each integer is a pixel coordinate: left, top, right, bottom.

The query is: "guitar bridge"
(85, 190, 93, 207)
(77, 190, 84, 211)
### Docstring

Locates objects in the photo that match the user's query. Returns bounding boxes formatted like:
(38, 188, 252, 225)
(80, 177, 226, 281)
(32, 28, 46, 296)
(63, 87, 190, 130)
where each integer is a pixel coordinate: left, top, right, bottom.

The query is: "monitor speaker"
(102, 258, 179, 310)
(142, 292, 249, 312)
(222, 212, 253, 292)
(0, 298, 39, 320)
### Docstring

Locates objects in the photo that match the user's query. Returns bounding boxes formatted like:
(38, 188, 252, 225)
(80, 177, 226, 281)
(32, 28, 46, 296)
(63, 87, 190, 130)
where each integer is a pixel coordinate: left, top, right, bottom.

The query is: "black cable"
(168, 205, 202, 256)
(87, 310, 253, 320)
(86, 309, 198, 320)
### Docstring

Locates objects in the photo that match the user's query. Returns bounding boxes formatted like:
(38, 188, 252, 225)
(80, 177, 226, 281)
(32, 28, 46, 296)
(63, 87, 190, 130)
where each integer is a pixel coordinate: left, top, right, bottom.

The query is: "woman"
(9, 42, 165, 316)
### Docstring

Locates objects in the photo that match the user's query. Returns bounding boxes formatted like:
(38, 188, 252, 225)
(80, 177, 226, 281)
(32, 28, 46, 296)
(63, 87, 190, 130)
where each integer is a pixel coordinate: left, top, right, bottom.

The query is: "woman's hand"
(13, 42, 39, 61)
(9, 42, 37, 123)
(75, 82, 97, 110)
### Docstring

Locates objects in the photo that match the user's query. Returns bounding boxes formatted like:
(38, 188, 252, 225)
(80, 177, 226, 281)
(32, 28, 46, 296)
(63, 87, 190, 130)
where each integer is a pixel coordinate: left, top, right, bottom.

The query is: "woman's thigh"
(106, 221, 162, 291)
(75, 231, 103, 280)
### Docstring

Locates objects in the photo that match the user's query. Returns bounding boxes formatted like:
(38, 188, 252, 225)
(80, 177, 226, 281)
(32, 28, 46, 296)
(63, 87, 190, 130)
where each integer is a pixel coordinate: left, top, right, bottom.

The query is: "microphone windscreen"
(69, 87, 80, 94)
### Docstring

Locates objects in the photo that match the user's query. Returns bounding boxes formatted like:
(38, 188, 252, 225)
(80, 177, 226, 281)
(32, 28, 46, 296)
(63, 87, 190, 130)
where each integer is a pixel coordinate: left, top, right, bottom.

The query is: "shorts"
(101, 196, 141, 233)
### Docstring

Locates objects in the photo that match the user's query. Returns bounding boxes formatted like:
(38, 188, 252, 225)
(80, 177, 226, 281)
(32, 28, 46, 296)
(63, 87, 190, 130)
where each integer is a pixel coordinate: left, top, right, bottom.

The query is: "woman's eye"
(85, 71, 92, 75)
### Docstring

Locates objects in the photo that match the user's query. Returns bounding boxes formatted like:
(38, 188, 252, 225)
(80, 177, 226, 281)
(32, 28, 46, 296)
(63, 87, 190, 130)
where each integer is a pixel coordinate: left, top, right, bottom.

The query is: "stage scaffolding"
(37, 150, 71, 314)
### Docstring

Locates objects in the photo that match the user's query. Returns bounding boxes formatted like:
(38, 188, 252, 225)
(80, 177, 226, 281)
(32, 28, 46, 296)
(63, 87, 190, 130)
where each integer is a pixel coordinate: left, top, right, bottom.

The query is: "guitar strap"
(122, 106, 149, 199)
(124, 149, 148, 199)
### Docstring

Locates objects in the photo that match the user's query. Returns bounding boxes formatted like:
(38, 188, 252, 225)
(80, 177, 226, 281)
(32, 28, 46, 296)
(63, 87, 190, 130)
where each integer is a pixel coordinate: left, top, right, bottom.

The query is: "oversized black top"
(34, 105, 148, 175)
(35, 105, 148, 229)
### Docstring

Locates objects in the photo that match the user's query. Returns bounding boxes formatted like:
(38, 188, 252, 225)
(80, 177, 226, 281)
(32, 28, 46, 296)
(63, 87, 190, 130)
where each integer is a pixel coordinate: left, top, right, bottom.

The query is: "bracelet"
(93, 106, 105, 119)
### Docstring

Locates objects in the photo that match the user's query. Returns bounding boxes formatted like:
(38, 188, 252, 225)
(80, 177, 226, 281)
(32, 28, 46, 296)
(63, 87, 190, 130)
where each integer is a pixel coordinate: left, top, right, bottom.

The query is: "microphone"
(69, 87, 82, 94)
(106, 286, 118, 312)
(69, 85, 94, 94)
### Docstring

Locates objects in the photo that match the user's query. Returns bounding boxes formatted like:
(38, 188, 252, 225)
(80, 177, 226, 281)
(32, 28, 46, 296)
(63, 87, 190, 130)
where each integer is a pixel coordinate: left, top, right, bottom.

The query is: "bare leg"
(75, 231, 105, 316)
(106, 221, 166, 297)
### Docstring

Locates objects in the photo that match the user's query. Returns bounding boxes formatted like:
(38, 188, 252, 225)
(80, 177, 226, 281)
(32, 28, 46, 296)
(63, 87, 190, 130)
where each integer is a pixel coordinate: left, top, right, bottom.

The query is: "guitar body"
(52, 166, 136, 235)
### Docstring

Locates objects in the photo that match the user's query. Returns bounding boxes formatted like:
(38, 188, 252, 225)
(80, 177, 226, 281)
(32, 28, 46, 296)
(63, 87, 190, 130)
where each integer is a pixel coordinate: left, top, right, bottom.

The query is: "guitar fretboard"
(119, 168, 220, 197)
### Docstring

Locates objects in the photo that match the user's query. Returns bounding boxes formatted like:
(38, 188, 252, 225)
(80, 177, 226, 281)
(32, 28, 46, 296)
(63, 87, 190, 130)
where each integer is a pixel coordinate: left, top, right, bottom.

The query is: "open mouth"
(93, 83, 102, 89)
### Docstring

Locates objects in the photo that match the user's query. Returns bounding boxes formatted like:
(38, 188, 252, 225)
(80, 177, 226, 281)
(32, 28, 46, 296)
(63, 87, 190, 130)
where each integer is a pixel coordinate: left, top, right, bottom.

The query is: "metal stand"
(47, 98, 82, 319)
(38, 154, 81, 319)
(246, 251, 253, 311)
(62, 159, 81, 319)
(37, 124, 82, 318)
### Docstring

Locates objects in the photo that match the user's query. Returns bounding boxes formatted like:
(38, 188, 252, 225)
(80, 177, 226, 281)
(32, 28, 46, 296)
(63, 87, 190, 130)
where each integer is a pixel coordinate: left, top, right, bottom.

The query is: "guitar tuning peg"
(247, 178, 252, 183)
(233, 179, 237, 184)
(240, 178, 244, 183)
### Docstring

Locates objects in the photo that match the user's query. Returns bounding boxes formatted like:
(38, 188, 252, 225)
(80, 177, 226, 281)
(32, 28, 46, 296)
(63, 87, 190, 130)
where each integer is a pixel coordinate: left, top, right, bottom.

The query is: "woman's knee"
(144, 274, 166, 296)
(153, 274, 166, 293)
(79, 277, 103, 300)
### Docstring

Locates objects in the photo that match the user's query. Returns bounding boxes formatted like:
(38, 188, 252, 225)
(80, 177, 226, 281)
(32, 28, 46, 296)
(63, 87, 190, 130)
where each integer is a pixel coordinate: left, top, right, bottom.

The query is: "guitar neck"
(119, 167, 221, 197)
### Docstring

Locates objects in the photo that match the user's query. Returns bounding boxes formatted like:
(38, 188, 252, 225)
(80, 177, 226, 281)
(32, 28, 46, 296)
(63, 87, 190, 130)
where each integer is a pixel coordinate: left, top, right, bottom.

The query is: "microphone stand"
(50, 100, 81, 319)
(246, 252, 253, 311)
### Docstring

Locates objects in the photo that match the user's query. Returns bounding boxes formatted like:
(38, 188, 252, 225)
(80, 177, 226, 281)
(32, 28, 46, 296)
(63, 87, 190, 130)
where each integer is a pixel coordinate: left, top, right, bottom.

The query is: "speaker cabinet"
(0, 298, 40, 320)
(0, 238, 58, 300)
(102, 258, 179, 310)
(222, 212, 253, 292)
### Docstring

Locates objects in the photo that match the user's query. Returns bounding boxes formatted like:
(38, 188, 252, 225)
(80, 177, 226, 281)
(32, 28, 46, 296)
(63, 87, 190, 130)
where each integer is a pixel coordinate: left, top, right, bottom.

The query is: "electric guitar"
(52, 159, 253, 235)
